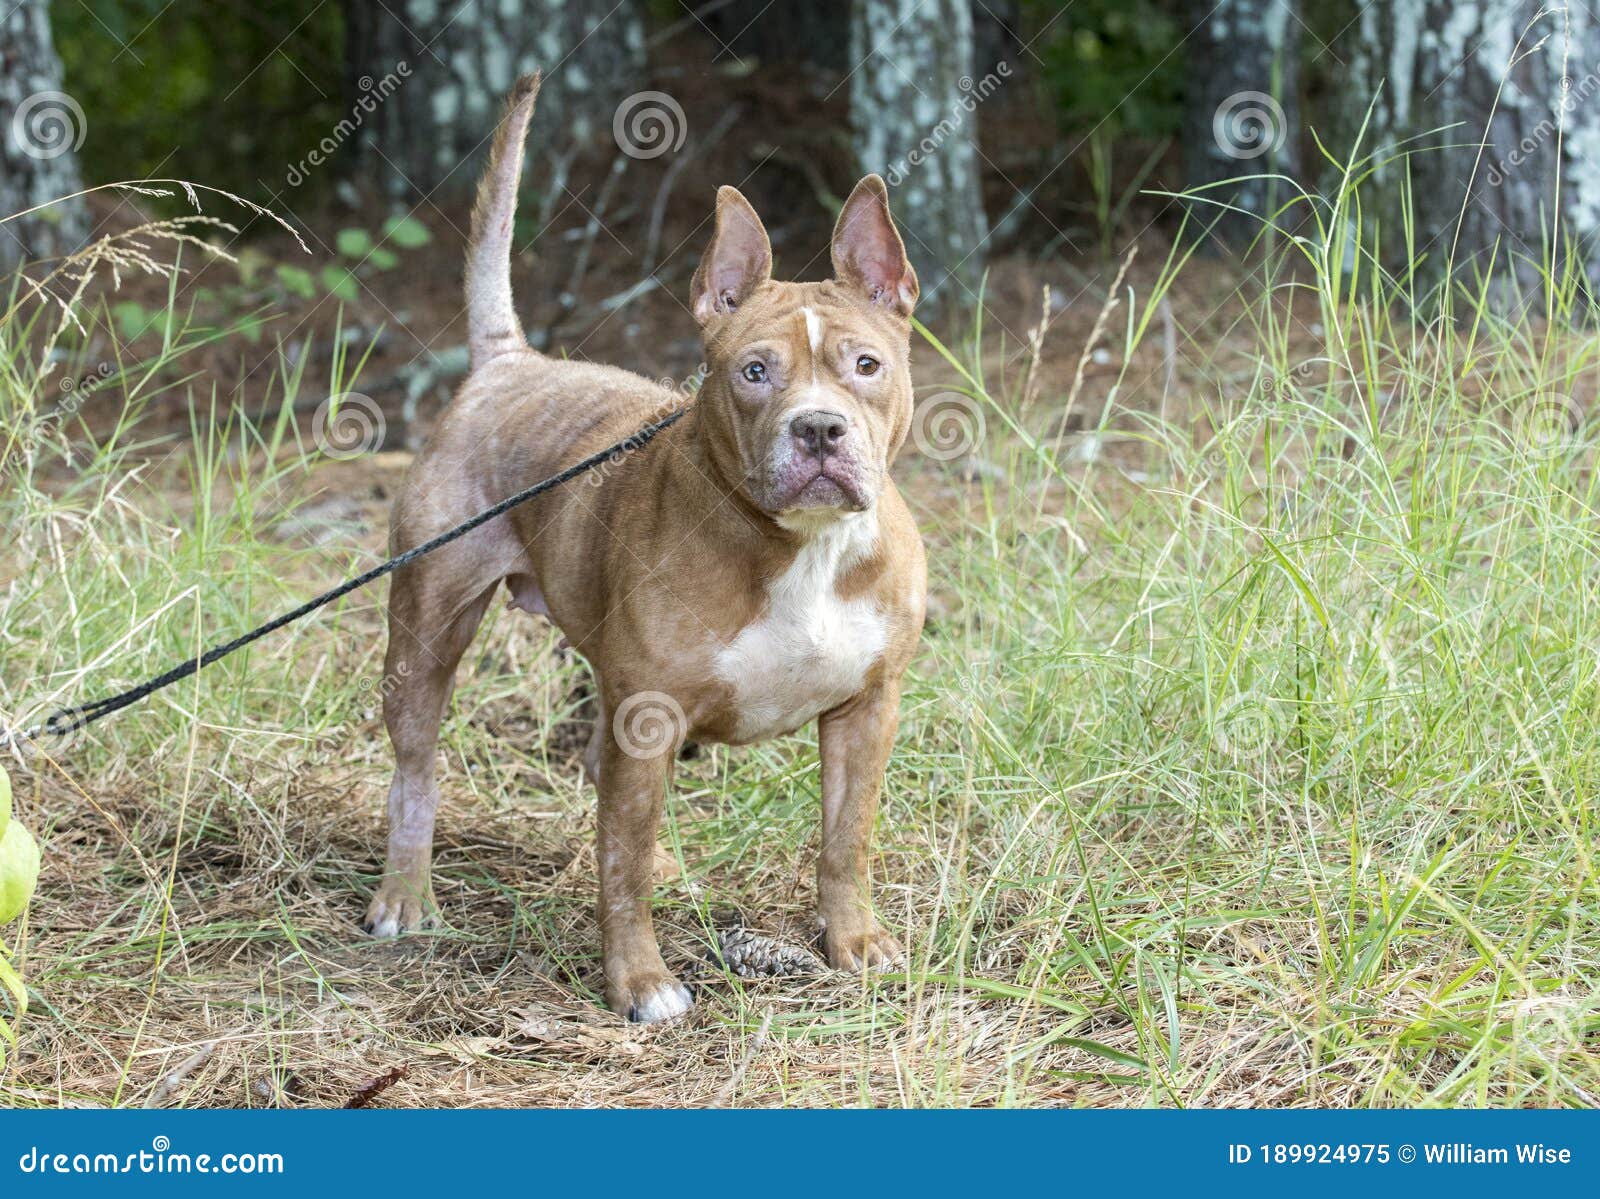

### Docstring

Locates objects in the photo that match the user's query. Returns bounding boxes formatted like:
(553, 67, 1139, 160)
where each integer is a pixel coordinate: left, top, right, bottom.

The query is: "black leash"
(0, 405, 689, 750)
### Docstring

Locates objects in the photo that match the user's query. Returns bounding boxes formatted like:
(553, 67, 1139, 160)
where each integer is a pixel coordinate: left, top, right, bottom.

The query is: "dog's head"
(689, 176, 918, 523)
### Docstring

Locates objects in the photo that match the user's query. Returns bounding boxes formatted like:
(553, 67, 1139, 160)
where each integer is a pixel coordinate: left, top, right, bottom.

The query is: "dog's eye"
(742, 361, 768, 384)
(856, 355, 880, 376)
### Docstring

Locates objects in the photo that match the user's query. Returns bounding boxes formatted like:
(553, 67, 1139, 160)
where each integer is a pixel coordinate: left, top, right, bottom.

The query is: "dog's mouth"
(770, 460, 871, 513)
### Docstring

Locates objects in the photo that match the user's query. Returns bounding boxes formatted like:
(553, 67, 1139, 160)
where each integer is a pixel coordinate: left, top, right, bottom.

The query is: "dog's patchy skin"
(364, 72, 927, 1021)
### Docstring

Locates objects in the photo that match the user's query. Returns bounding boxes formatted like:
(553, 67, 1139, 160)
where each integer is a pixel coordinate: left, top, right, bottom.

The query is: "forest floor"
(4, 136, 1600, 1106)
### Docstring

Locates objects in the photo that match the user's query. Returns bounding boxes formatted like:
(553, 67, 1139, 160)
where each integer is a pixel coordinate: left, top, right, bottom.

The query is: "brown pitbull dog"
(363, 73, 926, 1022)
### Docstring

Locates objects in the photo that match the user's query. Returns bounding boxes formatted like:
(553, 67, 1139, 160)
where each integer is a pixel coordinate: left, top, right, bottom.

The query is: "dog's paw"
(362, 880, 433, 937)
(609, 971, 694, 1024)
(821, 921, 903, 973)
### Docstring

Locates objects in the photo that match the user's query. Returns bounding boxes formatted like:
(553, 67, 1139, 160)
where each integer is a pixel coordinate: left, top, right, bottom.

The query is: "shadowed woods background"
(7, 2, 1599, 368)
(4, 0, 1600, 1109)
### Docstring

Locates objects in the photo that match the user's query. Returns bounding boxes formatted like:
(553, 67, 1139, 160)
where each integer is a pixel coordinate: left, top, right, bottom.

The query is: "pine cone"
(714, 924, 827, 979)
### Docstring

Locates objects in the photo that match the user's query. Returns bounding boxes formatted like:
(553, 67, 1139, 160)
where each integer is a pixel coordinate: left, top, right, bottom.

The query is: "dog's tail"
(465, 72, 542, 371)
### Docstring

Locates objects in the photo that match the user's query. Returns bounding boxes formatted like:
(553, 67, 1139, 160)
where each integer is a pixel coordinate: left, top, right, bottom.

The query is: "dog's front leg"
(816, 680, 904, 970)
(597, 736, 693, 1022)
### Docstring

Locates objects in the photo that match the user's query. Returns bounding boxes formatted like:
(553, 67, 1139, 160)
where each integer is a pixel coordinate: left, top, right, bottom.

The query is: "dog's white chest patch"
(715, 512, 886, 742)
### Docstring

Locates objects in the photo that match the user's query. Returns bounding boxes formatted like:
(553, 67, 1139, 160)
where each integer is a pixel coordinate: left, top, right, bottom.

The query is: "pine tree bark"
(1335, 2, 1600, 306)
(849, 0, 991, 313)
(1182, 0, 1301, 252)
(0, 0, 88, 271)
(343, 0, 646, 198)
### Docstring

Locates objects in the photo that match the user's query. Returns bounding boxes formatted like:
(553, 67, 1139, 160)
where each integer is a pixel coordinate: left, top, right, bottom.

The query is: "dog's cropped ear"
(830, 175, 918, 317)
(691, 186, 773, 322)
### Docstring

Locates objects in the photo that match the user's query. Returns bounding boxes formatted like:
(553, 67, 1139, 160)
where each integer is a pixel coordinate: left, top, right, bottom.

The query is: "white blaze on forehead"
(802, 306, 824, 386)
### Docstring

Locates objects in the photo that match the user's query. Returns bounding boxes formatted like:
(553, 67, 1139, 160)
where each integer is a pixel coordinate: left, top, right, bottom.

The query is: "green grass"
(2, 152, 1599, 1107)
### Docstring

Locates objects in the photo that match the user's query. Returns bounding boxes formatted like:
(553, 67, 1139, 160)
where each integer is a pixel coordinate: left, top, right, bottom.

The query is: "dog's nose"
(790, 410, 849, 457)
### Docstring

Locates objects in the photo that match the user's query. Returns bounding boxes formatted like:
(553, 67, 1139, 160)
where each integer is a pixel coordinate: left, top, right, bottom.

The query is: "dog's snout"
(790, 409, 849, 456)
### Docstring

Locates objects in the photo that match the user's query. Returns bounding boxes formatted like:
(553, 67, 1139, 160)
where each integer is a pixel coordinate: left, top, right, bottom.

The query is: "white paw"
(362, 883, 431, 937)
(617, 976, 694, 1023)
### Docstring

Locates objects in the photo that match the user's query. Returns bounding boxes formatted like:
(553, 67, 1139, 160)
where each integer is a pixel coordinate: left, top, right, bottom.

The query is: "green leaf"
(320, 265, 359, 303)
(0, 764, 10, 834)
(0, 818, 39, 926)
(336, 228, 374, 259)
(367, 247, 399, 271)
(111, 300, 151, 342)
(381, 214, 431, 248)
(1039, 1032, 1149, 1072)
(275, 264, 317, 300)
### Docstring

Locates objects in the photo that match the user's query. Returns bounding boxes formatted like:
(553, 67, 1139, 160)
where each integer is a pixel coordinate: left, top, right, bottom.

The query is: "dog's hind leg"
(364, 560, 496, 936)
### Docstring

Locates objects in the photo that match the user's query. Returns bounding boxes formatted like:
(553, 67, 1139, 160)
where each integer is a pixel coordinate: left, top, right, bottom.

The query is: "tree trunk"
(972, 0, 1022, 82)
(343, 0, 646, 199)
(1182, 0, 1301, 252)
(0, 0, 88, 271)
(849, 0, 991, 314)
(1335, 2, 1600, 308)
